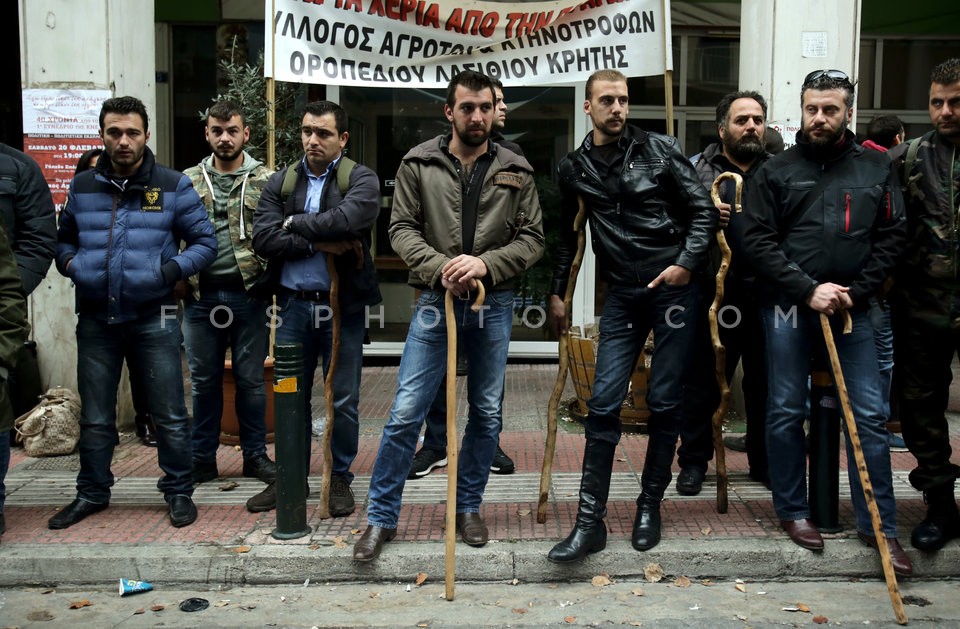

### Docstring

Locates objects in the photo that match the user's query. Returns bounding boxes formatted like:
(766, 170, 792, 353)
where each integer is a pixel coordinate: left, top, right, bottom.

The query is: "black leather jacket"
(552, 125, 717, 296)
(742, 131, 906, 308)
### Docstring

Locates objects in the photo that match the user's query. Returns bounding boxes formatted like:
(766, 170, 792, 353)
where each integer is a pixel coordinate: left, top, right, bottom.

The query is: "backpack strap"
(904, 137, 921, 180)
(280, 156, 357, 202)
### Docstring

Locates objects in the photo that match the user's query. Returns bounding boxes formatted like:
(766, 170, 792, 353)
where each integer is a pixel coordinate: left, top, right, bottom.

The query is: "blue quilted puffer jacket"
(56, 148, 216, 323)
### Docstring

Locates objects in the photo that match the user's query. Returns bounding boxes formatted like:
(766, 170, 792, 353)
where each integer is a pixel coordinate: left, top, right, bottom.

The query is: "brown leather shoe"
(857, 532, 914, 577)
(781, 519, 824, 550)
(353, 525, 397, 562)
(456, 512, 489, 547)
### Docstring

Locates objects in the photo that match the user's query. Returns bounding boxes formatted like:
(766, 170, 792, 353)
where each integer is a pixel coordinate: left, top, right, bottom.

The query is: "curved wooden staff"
(820, 311, 906, 625)
(708, 172, 742, 514)
(317, 253, 341, 520)
(444, 283, 486, 602)
(537, 198, 588, 524)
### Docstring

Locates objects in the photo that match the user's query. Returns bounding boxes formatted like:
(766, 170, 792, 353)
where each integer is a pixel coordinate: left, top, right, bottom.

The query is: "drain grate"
(21, 453, 81, 471)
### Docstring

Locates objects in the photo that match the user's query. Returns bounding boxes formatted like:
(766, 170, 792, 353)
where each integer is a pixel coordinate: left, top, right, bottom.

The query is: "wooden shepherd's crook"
(444, 283, 486, 601)
(537, 199, 588, 524)
(708, 172, 742, 514)
(317, 253, 341, 520)
(819, 312, 907, 625)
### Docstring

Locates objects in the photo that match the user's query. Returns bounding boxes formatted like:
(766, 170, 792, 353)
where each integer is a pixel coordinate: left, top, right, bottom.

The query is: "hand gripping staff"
(538, 198, 588, 524)
(820, 311, 907, 625)
(444, 283, 486, 601)
(316, 253, 341, 520)
(708, 172, 741, 514)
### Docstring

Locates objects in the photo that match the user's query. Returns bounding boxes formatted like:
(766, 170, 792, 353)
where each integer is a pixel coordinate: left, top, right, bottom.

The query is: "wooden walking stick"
(820, 311, 907, 625)
(317, 253, 341, 520)
(443, 283, 486, 601)
(538, 198, 587, 524)
(708, 172, 742, 514)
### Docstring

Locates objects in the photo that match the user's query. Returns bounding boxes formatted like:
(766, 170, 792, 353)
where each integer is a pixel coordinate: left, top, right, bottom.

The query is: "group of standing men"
(3, 55, 959, 577)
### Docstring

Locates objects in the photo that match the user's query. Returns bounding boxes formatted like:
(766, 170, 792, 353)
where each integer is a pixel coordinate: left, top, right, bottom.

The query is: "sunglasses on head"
(803, 69, 851, 85)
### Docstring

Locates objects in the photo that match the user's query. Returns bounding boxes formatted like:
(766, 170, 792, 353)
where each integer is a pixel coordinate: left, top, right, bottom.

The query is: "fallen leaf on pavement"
(735, 583, 746, 593)
(333, 536, 348, 549)
(517, 508, 531, 517)
(309, 544, 320, 550)
(592, 574, 612, 587)
(735, 614, 747, 621)
(700, 526, 712, 535)
(632, 587, 645, 597)
(150, 604, 165, 612)
(27, 610, 55, 621)
(813, 615, 829, 624)
(214, 600, 230, 607)
(68, 600, 92, 609)
(134, 608, 145, 615)
(797, 603, 811, 613)
(564, 616, 576, 623)
(218, 481, 239, 491)
(643, 563, 664, 583)
(701, 579, 714, 586)
(674, 576, 691, 588)
(232, 545, 252, 553)
(415, 573, 428, 586)
(351, 528, 361, 535)
(512, 608, 528, 614)
(369, 592, 380, 598)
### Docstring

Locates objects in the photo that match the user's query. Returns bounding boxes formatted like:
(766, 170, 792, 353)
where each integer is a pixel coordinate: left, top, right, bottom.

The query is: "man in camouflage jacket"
(889, 57, 960, 552)
(182, 100, 276, 487)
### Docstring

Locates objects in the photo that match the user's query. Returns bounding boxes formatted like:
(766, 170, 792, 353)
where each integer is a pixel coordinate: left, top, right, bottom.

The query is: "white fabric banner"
(264, 0, 671, 88)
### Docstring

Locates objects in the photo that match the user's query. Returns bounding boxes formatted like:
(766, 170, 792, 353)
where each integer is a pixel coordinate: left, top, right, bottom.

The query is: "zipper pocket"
(844, 192, 852, 232)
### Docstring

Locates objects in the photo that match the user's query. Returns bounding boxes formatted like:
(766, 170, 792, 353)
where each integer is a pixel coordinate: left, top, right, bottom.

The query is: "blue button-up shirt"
(280, 156, 340, 291)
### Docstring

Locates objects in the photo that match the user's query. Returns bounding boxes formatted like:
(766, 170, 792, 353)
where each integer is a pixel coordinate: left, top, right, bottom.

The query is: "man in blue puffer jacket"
(51, 96, 217, 530)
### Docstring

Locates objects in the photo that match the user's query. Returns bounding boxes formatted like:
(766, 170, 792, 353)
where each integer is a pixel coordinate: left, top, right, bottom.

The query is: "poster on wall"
(264, 0, 673, 88)
(21, 88, 111, 212)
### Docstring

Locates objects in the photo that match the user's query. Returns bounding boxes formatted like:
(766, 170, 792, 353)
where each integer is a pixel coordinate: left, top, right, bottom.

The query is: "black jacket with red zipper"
(741, 129, 905, 309)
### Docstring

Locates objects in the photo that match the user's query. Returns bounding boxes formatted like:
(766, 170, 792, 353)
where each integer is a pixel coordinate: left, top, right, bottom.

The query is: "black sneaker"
(490, 446, 515, 474)
(242, 453, 277, 483)
(329, 475, 355, 517)
(192, 460, 219, 484)
(408, 448, 447, 479)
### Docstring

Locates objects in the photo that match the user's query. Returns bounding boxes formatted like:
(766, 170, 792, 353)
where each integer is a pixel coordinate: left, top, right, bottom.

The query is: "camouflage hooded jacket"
(183, 152, 273, 295)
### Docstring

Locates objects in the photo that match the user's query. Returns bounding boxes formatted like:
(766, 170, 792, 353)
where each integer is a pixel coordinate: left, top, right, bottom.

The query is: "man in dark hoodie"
(742, 71, 911, 576)
(52, 96, 217, 531)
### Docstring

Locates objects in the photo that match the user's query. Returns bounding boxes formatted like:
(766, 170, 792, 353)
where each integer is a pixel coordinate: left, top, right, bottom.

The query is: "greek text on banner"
(264, 0, 672, 88)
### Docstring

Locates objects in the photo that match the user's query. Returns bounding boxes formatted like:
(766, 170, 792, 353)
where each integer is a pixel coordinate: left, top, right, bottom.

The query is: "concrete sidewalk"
(1, 363, 958, 588)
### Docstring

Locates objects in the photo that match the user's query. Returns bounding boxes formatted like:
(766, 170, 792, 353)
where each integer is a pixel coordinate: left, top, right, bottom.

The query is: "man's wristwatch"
(282, 216, 294, 230)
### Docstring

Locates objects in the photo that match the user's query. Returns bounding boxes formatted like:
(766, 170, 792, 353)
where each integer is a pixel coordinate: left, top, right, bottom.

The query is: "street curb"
(1, 538, 956, 587)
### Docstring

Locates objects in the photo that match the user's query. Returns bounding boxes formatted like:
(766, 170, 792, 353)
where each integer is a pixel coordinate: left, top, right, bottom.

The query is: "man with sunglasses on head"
(888, 58, 960, 553)
(742, 70, 909, 574)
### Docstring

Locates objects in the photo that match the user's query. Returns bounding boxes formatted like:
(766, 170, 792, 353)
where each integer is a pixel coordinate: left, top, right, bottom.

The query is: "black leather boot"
(548, 439, 616, 564)
(631, 435, 676, 552)
(911, 483, 960, 551)
(135, 413, 158, 448)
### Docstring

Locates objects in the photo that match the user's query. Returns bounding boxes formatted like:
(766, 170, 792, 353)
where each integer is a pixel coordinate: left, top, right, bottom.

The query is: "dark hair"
(490, 77, 504, 90)
(445, 71, 495, 108)
(866, 115, 904, 149)
(74, 148, 104, 174)
(930, 58, 960, 85)
(585, 69, 627, 100)
(715, 91, 768, 128)
(764, 126, 784, 154)
(302, 101, 347, 135)
(801, 70, 855, 109)
(99, 96, 149, 132)
(207, 99, 245, 126)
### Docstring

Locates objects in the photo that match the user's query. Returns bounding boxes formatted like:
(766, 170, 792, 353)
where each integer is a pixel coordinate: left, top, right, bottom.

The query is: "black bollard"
(272, 343, 312, 540)
(809, 367, 842, 533)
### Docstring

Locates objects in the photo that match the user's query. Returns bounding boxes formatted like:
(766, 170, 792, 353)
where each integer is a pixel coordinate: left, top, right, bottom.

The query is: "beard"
(724, 134, 765, 163)
(212, 143, 244, 162)
(454, 123, 489, 147)
(803, 118, 848, 151)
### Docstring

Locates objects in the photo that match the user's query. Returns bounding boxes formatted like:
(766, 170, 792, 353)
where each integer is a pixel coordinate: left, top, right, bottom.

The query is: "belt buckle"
(457, 290, 472, 302)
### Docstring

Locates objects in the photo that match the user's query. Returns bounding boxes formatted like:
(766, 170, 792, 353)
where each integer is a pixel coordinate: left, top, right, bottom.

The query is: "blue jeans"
(75, 312, 193, 503)
(762, 305, 897, 536)
(586, 282, 698, 497)
(183, 289, 269, 463)
(274, 292, 365, 481)
(870, 301, 893, 422)
(366, 289, 514, 528)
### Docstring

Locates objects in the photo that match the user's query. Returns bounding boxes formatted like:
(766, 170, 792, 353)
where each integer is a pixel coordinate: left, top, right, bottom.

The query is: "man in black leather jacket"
(742, 70, 911, 576)
(547, 70, 716, 562)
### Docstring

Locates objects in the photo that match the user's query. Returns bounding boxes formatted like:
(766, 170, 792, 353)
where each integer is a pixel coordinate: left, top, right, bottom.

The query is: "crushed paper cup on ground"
(119, 578, 154, 596)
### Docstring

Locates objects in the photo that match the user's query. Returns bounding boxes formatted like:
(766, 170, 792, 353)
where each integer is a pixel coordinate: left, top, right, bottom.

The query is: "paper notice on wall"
(21, 89, 111, 212)
(769, 121, 800, 150)
(801, 31, 827, 58)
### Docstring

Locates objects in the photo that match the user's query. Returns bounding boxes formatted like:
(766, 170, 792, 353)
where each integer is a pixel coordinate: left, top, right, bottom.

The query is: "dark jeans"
(678, 277, 767, 477)
(585, 282, 698, 496)
(894, 292, 960, 491)
(75, 312, 193, 503)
